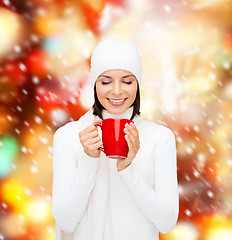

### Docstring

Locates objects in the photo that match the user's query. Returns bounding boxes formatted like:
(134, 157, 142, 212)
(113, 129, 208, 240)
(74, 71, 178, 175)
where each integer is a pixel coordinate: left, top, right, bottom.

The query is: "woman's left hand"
(117, 122, 140, 171)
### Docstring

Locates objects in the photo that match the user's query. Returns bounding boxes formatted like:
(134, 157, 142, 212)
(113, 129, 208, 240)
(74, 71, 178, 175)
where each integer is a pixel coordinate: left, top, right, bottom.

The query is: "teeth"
(109, 99, 125, 103)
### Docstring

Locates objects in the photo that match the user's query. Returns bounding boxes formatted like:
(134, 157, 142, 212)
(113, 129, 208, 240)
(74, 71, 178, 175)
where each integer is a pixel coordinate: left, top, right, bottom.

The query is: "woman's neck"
(102, 106, 134, 120)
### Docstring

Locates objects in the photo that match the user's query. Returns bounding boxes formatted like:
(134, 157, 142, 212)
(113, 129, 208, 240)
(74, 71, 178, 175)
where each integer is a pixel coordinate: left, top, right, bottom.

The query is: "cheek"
(128, 86, 137, 97)
(96, 84, 103, 97)
(96, 86, 108, 101)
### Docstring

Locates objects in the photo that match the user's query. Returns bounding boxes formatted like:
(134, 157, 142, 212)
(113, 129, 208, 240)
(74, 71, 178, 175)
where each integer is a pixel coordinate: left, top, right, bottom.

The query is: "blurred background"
(0, 0, 232, 239)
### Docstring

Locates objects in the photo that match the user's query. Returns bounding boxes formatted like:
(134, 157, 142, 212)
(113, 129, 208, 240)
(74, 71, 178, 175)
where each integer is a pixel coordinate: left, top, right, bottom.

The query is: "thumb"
(92, 119, 102, 125)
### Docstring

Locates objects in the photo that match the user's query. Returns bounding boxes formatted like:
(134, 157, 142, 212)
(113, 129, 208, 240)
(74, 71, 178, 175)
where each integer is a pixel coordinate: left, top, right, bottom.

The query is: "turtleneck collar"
(90, 106, 142, 126)
(102, 106, 134, 120)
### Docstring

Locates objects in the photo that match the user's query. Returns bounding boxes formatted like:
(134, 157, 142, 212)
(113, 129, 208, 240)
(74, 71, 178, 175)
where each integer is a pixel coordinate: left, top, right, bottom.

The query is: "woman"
(52, 39, 179, 240)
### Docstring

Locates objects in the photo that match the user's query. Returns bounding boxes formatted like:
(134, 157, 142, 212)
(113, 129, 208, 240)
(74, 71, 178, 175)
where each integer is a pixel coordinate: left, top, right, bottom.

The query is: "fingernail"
(124, 128, 127, 132)
(130, 122, 134, 125)
(125, 123, 128, 127)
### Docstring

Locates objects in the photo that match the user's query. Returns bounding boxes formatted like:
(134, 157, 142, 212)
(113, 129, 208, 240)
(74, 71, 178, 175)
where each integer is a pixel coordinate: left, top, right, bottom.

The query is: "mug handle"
(94, 122, 105, 153)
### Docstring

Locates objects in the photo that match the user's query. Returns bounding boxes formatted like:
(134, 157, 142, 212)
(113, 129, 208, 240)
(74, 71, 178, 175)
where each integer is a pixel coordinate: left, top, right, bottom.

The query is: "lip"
(107, 98, 127, 106)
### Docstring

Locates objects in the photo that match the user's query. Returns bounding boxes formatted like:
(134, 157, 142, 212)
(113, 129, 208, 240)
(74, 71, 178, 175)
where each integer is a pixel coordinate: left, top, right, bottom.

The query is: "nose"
(112, 81, 122, 95)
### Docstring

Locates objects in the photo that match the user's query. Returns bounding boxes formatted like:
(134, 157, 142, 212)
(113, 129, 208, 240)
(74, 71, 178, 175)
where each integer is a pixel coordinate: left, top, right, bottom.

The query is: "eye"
(123, 81, 133, 84)
(101, 81, 111, 85)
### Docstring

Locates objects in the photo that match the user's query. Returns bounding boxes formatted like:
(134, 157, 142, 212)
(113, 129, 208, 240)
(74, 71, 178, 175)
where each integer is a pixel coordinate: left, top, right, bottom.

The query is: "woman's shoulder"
(54, 108, 94, 138)
(139, 118, 175, 140)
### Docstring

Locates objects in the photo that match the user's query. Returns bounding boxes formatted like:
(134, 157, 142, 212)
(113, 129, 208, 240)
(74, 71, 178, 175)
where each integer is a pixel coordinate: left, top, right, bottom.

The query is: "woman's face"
(95, 69, 138, 115)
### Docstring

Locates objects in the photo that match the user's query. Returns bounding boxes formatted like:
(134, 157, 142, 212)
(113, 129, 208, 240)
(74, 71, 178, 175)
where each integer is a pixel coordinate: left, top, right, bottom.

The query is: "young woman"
(52, 39, 179, 240)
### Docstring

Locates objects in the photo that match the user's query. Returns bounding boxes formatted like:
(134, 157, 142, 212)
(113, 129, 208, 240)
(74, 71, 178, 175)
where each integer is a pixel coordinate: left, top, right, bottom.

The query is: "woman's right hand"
(79, 120, 103, 158)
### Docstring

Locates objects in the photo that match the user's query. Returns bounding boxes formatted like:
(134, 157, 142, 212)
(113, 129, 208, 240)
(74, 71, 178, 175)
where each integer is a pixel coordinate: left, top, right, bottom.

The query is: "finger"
(93, 119, 102, 124)
(127, 132, 137, 148)
(91, 140, 103, 149)
(125, 133, 135, 152)
(126, 124, 140, 148)
(124, 127, 137, 145)
(125, 135, 136, 161)
(80, 125, 96, 138)
(81, 120, 102, 137)
(92, 119, 102, 130)
(80, 131, 99, 143)
(88, 119, 102, 132)
(125, 130, 140, 154)
(130, 124, 139, 139)
(125, 123, 138, 139)
(85, 138, 103, 150)
(88, 135, 102, 145)
(92, 120, 103, 132)
(81, 129, 99, 142)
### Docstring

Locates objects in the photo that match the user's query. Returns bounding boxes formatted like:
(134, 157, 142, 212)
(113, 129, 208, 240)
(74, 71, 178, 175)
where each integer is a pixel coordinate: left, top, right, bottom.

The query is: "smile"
(107, 98, 127, 106)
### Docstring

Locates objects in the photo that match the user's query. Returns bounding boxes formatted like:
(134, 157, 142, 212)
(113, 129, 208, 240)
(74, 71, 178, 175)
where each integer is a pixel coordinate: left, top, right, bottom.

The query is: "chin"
(105, 106, 125, 114)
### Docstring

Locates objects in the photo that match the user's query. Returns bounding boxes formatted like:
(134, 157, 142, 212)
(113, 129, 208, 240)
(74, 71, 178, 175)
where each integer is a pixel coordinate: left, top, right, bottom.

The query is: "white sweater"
(52, 107, 179, 240)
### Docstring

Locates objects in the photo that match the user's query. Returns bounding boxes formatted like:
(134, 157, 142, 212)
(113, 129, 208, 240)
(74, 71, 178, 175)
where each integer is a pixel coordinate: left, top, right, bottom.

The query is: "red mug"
(94, 118, 134, 159)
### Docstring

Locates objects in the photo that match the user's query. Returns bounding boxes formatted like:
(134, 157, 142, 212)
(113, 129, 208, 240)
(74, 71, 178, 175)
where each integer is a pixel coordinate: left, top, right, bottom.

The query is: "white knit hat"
(90, 39, 142, 88)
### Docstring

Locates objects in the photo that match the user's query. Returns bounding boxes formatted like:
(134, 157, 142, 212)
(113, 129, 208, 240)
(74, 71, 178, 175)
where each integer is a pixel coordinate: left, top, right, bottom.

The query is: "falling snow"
(0, 0, 232, 239)
(185, 209, 192, 217)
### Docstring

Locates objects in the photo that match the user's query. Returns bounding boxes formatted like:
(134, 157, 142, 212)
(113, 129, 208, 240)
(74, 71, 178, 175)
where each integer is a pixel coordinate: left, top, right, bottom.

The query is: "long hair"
(92, 83, 141, 120)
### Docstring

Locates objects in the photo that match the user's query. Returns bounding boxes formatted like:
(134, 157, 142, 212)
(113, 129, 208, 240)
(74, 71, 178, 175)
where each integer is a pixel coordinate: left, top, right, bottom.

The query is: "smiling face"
(95, 69, 138, 115)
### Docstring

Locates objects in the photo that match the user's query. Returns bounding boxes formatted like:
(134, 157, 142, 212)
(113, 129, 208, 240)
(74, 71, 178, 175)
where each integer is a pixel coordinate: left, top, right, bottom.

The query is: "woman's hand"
(117, 122, 140, 171)
(79, 120, 103, 158)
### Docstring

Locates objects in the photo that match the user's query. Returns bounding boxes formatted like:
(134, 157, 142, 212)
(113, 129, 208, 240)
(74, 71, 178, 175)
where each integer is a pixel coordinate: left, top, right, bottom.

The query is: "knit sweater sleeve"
(118, 128, 179, 234)
(52, 124, 99, 233)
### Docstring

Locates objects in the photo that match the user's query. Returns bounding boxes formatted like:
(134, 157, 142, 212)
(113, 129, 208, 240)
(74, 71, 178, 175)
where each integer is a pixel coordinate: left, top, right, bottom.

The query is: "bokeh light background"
(0, 0, 232, 239)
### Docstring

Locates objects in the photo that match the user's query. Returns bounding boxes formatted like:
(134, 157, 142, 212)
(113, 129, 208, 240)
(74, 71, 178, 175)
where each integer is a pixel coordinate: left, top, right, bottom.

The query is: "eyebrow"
(98, 74, 135, 79)
(98, 75, 111, 79)
(122, 75, 136, 79)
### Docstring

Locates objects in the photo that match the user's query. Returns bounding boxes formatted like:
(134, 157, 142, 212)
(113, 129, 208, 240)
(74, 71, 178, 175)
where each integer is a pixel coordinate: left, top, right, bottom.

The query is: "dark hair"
(92, 82, 141, 120)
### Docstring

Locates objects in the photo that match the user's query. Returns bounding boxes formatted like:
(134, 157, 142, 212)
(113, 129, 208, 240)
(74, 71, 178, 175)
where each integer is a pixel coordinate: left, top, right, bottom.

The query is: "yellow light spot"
(23, 198, 52, 223)
(161, 221, 199, 240)
(1, 179, 28, 210)
(205, 227, 232, 240)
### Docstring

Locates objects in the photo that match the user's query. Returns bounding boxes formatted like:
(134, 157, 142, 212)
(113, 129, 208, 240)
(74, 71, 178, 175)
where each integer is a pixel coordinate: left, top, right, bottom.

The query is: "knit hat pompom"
(90, 39, 142, 88)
